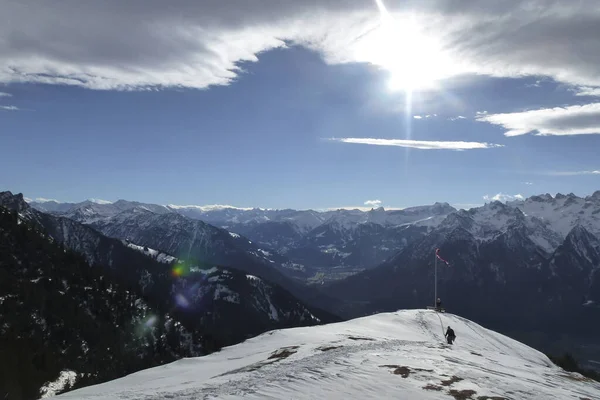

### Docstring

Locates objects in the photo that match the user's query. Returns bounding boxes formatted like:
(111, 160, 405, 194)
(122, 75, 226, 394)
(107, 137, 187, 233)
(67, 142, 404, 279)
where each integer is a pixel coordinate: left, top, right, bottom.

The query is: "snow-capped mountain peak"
(509, 191, 600, 240)
(55, 309, 600, 400)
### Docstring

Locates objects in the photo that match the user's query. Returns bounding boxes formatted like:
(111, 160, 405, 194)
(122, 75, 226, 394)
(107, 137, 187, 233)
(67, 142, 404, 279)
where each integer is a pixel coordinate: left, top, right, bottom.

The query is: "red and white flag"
(436, 248, 450, 266)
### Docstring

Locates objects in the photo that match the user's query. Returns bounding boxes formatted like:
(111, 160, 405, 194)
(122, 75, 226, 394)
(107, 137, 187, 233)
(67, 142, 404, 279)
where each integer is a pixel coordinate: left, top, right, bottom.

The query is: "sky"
(1, 0, 600, 210)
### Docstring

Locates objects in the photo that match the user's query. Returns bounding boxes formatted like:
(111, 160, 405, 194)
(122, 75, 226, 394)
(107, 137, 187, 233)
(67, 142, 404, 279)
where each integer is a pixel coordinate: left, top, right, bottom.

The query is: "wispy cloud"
(364, 199, 382, 207)
(545, 170, 600, 176)
(525, 80, 543, 88)
(328, 137, 503, 151)
(477, 103, 600, 136)
(0, 105, 19, 111)
(34, 197, 60, 203)
(575, 87, 600, 97)
(449, 116, 466, 121)
(483, 193, 524, 202)
(414, 114, 437, 120)
(88, 198, 113, 205)
(0, 92, 11, 97)
(2, 1, 600, 90)
(523, 182, 534, 185)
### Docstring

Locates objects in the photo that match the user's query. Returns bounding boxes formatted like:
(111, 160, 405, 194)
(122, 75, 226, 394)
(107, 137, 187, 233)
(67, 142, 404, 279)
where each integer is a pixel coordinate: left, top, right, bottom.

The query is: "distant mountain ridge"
(29, 197, 458, 283)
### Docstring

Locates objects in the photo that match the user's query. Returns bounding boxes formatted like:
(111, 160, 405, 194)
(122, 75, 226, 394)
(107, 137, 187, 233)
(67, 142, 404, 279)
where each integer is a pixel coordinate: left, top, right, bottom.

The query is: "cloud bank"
(329, 137, 503, 151)
(1, 0, 600, 91)
(483, 193, 525, 202)
(364, 199, 383, 207)
(88, 198, 113, 205)
(477, 103, 600, 136)
(33, 197, 61, 203)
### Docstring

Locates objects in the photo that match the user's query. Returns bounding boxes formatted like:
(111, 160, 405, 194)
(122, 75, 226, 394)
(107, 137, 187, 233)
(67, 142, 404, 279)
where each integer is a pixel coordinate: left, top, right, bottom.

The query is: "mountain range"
(28, 190, 600, 367)
(6, 189, 600, 396)
(30, 198, 457, 283)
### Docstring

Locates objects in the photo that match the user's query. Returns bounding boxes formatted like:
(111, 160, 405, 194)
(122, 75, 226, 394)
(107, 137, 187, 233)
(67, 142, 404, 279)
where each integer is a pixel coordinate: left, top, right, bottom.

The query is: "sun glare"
(355, 0, 459, 92)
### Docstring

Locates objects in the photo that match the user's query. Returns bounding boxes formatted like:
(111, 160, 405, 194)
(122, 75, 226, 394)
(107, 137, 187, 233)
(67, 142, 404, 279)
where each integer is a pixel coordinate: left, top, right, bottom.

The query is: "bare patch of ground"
(346, 336, 376, 341)
(441, 376, 464, 386)
(268, 346, 299, 360)
(379, 365, 434, 378)
(318, 345, 343, 352)
(449, 389, 477, 399)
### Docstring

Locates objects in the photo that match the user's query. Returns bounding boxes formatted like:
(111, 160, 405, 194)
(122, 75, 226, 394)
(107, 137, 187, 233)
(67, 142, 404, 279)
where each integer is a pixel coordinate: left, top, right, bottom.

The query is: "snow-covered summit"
(56, 309, 600, 400)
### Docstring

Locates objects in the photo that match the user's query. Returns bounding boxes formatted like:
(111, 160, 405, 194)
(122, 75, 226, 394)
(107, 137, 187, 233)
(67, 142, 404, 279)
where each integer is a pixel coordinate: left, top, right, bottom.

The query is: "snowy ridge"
(439, 201, 564, 253)
(509, 192, 600, 239)
(123, 241, 177, 263)
(56, 310, 600, 400)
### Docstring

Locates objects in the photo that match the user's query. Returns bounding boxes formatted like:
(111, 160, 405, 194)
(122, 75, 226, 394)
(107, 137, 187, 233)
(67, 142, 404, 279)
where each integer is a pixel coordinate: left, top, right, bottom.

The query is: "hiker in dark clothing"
(445, 326, 456, 344)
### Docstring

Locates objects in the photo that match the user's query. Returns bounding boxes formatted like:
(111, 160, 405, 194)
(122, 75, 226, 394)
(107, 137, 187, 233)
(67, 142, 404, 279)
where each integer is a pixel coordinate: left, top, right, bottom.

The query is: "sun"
(354, 0, 460, 92)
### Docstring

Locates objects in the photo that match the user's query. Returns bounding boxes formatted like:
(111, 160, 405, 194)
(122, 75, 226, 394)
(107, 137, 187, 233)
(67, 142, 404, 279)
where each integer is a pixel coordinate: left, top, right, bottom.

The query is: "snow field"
(56, 310, 600, 399)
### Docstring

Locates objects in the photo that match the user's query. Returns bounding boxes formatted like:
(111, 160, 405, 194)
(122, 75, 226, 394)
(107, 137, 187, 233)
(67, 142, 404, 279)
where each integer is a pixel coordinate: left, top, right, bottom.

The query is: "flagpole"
(434, 250, 437, 308)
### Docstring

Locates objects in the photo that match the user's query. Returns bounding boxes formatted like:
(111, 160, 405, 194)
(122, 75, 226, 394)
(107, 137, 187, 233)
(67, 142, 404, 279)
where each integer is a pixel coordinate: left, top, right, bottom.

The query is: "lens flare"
(175, 293, 190, 308)
(144, 315, 158, 328)
(188, 281, 201, 294)
(171, 264, 189, 277)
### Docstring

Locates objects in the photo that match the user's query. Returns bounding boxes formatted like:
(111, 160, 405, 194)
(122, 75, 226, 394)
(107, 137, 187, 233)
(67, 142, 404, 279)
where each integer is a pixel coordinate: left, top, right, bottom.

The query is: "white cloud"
(329, 137, 503, 151)
(449, 116, 467, 121)
(477, 103, 600, 136)
(88, 198, 113, 205)
(364, 199, 383, 207)
(2, 1, 600, 90)
(483, 193, 525, 202)
(34, 197, 61, 203)
(0, 92, 11, 97)
(546, 170, 600, 176)
(23, 197, 32, 203)
(476, 111, 488, 115)
(0, 105, 19, 111)
(523, 181, 534, 185)
(575, 87, 600, 97)
(414, 114, 436, 119)
(525, 79, 546, 88)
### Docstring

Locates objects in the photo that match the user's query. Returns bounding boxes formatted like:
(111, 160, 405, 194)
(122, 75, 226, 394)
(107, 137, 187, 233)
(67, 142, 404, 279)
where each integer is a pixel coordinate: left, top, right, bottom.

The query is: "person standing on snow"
(445, 326, 456, 344)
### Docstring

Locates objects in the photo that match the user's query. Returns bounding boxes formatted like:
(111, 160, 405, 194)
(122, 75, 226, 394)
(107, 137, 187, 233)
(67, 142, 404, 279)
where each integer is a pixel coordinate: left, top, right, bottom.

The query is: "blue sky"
(1, 0, 600, 210)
